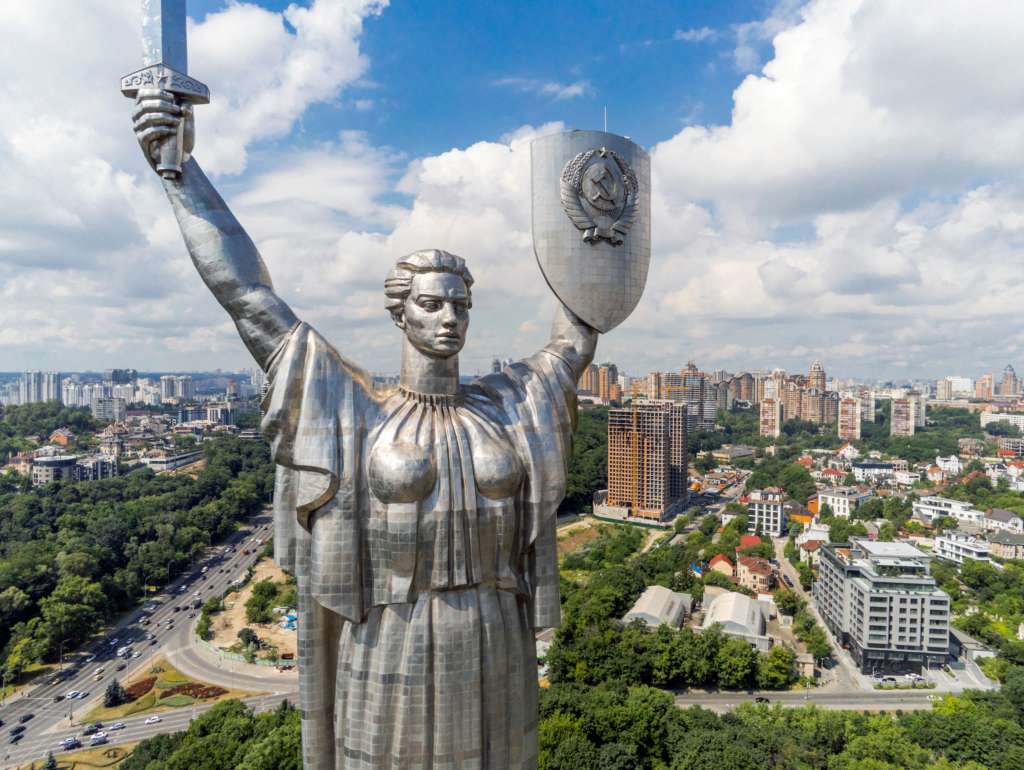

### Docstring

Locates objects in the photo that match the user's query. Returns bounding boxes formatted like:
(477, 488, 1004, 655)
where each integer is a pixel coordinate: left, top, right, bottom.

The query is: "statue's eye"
(421, 300, 440, 311)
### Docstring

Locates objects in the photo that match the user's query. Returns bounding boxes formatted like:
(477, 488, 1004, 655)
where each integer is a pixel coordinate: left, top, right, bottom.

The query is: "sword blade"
(141, 0, 188, 74)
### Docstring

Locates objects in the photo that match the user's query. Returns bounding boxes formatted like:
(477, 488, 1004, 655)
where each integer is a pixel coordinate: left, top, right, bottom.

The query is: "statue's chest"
(367, 395, 524, 508)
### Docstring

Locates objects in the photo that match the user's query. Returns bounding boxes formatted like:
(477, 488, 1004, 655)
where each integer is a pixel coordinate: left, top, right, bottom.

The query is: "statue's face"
(400, 272, 470, 358)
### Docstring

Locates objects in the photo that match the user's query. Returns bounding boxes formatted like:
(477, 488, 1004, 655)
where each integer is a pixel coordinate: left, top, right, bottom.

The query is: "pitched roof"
(709, 554, 733, 569)
(987, 508, 1022, 523)
(738, 556, 772, 576)
(800, 539, 823, 552)
(739, 535, 762, 549)
(987, 531, 1024, 545)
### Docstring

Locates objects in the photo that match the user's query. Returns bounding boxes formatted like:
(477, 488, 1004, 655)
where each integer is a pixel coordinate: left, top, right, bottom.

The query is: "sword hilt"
(121, 64, 210, 180)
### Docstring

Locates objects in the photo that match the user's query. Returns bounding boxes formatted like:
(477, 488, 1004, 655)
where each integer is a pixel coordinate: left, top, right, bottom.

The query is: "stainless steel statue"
(124, 5, 650, 769)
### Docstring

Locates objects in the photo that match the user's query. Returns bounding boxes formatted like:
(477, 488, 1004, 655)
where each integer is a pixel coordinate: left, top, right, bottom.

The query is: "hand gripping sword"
(120, 0, 209, 179)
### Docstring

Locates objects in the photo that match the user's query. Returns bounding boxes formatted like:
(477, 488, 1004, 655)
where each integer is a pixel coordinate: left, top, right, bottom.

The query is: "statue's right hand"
(132, 88, 195, 174)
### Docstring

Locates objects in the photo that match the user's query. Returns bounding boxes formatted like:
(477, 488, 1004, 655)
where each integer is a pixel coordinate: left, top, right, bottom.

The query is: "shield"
(531, 130, 651, 333)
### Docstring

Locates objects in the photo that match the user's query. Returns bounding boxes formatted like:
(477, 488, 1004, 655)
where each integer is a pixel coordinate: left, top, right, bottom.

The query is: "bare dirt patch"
(557, 520, 598, 560)
(208, 559, 297, 659)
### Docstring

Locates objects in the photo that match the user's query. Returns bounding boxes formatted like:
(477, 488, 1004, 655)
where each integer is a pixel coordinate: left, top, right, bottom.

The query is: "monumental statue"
(124, 2, 649, 767)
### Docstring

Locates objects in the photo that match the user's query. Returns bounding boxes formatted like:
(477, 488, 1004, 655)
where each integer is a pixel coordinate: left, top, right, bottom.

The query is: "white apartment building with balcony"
(818, 487, 874, 519)
(814, 539, 950, 673)
(912, 496, 984, 527)
(747, 487, 787, 537)
(933, 532, 990, 566)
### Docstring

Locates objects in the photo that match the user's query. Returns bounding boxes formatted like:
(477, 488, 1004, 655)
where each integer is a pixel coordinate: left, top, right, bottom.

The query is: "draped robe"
(262, 322, 580, 769)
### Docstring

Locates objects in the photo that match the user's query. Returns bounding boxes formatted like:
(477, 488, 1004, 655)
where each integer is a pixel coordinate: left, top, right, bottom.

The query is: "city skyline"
(3, 1, 1024, 376)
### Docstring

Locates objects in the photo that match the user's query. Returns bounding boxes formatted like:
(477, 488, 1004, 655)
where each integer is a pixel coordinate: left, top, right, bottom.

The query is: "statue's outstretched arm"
(132, 89, 298, 369)
(548, 302, 598, 382)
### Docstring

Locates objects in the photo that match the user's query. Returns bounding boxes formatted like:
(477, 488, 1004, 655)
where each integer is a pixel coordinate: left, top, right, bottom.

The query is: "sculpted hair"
(384, 249, 474, 322)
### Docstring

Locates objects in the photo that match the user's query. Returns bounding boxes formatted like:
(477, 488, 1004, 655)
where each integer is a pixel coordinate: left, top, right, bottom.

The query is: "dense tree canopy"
(0, 436, 272, 677)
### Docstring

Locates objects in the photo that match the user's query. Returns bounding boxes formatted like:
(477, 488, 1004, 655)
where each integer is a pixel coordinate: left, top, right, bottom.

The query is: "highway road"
(0, 511, 296, 769)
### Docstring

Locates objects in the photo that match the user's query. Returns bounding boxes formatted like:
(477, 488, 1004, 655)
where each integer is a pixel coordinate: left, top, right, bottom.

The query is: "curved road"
(0, 512, 297, 769)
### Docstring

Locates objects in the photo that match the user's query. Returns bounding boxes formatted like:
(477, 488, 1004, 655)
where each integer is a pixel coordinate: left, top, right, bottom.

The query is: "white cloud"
(493, 77, 594, 101)
(3, 0, 1024, 381)
(674, 27, 717, 43)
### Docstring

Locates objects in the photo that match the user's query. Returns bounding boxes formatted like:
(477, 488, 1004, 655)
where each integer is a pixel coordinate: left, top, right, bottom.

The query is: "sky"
(1, 0, 1023, 380)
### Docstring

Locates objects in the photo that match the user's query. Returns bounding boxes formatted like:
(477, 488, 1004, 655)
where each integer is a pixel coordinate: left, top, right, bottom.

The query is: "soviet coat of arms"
(560, 147, 638, 245)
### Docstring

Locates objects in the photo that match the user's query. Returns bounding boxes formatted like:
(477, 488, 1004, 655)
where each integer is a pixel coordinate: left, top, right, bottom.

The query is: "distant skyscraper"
(160, 375, 176, 403)
(859, 389, 876, 422)
(909, 390, 927, 428)
(92, 396, 126, 422)
(975, 373, 994, 399)
(1000, 365, 1020, 397)
(606, 400, 688, 521)
(174, 375, 195, 401)
(808, 360, 826, 392)
(936, 378, 953, 401)
(838, 397, 862, 441)
(760, 398, 782, 438)
(598, 364, 618, 403)
(579, 364, 599, 395)
(891, 398, 916, 437)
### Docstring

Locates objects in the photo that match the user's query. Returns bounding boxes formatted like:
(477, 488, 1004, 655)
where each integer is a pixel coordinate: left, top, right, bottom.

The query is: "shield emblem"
(531, 130, 651, 333)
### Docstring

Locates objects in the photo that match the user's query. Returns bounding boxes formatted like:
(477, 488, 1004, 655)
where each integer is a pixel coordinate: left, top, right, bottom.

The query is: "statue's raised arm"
(132, 88, 297, 369)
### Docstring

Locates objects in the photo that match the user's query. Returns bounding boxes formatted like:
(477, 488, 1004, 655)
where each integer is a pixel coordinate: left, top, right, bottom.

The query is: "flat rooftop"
(853, 539, 926, 559)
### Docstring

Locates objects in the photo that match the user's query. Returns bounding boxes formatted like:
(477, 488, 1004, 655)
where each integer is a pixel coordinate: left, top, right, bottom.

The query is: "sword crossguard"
(121, 64, 209, 179)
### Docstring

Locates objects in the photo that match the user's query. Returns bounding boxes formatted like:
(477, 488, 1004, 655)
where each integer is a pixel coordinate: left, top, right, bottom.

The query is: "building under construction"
(605, 399, 688, 522)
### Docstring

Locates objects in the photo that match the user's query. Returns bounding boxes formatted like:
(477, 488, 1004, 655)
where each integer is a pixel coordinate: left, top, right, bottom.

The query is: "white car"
(65, 690, 80, 699)
(110, 722, 126, 731)
(131, 651, 141, 658)
(144, 716, 161, 725)
(93, 731, 108, 739)
(84, 654, 96, 663)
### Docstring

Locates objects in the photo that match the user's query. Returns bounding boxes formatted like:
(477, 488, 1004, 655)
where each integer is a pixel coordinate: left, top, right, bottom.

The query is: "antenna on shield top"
(604, 106, 608, 132)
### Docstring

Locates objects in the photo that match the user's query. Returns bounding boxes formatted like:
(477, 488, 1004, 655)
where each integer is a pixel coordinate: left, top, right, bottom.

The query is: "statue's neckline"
(398, 386, 464, 406)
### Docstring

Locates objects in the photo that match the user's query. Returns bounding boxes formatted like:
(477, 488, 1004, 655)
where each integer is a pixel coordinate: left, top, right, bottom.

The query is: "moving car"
(18, 713, 33, 724)
(110, 722, 126, 731)
(144, 715, 161, 724)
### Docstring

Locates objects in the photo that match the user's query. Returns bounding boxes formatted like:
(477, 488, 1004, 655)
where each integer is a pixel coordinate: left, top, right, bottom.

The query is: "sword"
(120, 0, 209, 179)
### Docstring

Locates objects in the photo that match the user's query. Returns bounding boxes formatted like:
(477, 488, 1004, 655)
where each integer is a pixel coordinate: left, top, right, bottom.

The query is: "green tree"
(756, 645, 796, 690)
(715, 637, 757, 689)
(238, 627, 259, 647)
(774, 588, 805, 616)
(105, 678, 128, 707)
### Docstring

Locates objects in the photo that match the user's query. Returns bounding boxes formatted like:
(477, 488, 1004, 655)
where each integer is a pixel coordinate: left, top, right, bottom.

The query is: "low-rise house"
(926, 465, 946, 484)
(739, 534, 762, 551)
(736, 556, 774, 593)
(700, 591, 773, 651)
(837, 443, 860, 461)
(986, 531, 1024, 560)
(933, 531, 990, 566)
(935, 455, 963, 476)
(983, 508, 1024, 535)
(894, 470, 922, 487)
(708, 554, 734, 577)
(852, 462, 895, 483)
(799, 539, 823, 567)
(48, 428, 75, 447)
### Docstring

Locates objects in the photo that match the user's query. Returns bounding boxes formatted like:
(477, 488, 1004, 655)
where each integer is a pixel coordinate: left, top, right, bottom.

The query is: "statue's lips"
(436, 333, 460, 340)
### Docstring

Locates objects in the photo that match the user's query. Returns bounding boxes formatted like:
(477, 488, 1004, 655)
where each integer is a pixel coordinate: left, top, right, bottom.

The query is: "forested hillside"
(0, 436, 272, 681)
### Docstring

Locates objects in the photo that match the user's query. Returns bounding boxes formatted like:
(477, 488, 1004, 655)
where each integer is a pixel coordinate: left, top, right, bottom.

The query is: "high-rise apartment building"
(92, 397, 127, 422)
(936, 378, 953, 401)
(747, 487, 787, 536)
(783, 381, 803, 421)
(19, 371, 62, 404)
(606, 400, 688, 521)
(759, 398, 782, 438)
(175, 375, 196, 401)
(1001, 365, 1020, 397)
(814, 539, 950, 673)
(160, 375, 176, 403)
(859, 389, 875, 422)
(104, 368, 138, 385)
(975, 373, 994, 399)
(909, 390, 926, 428)
(891, 398, 916, 437)
(837, 397, 862, 441)
(808, 360, 826, 392)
